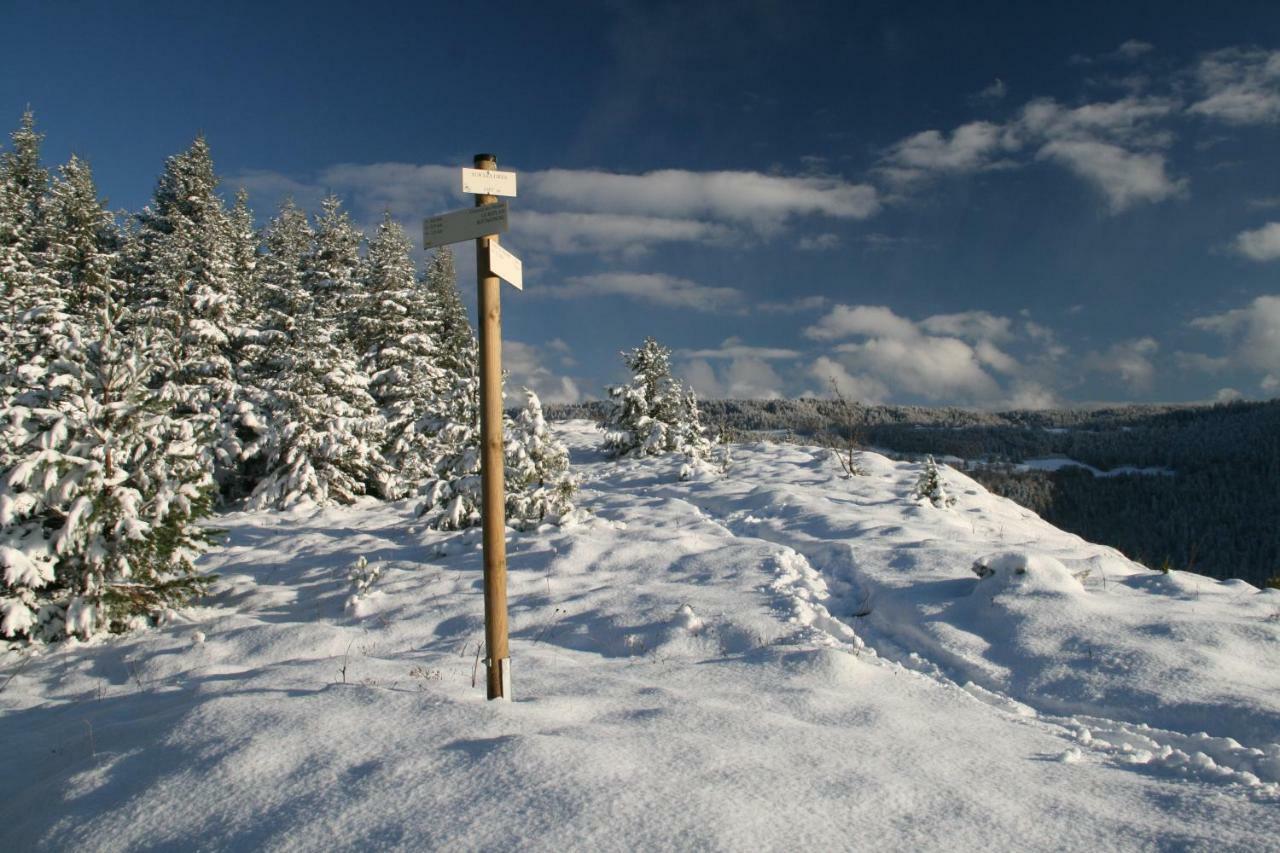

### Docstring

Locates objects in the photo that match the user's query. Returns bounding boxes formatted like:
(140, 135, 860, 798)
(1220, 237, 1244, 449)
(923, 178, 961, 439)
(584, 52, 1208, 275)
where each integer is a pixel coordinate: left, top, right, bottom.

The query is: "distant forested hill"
(547, 398, 1280, 587)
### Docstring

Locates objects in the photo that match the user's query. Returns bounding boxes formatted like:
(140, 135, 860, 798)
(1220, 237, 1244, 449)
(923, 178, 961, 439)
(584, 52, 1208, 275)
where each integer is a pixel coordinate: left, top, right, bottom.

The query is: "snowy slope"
(1, 420, 1278, 851)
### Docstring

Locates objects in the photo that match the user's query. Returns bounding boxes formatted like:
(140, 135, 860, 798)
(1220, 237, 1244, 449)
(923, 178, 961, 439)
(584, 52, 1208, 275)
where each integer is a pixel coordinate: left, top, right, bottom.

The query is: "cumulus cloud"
(684, 355, 787, 400)
(808, 356, 889, 404)
(805, 304, 919, 341)
(879, 121, 1012, 184)
(1189, 295, 1280, 391)
(803, 305, 1020, 402)
(1035, 138, 1184, 211)
(1189, 48, 1280, 126)
(878, 92, 1184, 212)
(538, 272, 743, 313)
(1232, 222, 1280, 262)
(1083, 337, 1160, 392)
(920, 310, 1014, 343)
(504, 340, 584, 405)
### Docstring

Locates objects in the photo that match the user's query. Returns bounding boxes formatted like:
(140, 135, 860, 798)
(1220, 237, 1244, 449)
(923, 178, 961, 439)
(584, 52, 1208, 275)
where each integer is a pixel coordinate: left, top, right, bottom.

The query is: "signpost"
(488, 240, 523, 291)
(462, 167, 518, 197)
(423, 202, 509, 250)
(423, 155, 525, 701)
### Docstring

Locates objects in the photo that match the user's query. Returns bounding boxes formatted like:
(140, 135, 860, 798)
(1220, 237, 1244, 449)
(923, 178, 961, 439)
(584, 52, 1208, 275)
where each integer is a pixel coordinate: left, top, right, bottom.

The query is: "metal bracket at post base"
(487, 657, 512, 701)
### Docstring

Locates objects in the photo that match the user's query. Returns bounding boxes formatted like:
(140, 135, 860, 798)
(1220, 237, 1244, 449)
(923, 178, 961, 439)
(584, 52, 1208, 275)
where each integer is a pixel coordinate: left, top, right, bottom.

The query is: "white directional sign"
(423, 202, 509, 249)
(488, 241, 523, 291)
(462, 168, 518, 197)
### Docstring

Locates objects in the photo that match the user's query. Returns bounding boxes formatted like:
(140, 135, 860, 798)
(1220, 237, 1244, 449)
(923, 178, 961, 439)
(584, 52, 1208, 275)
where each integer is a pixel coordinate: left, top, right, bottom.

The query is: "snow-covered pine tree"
(246, 197, 388, 509)
(1, 286, 215, 642)
(913, 455, 956, 508)
(356, 213, 447, 499)
(126, 136, 252, 499)
(504, 388, 578, 527)
(413, 246, 490, 528)
(0, 111, 50, 389)
(424, 246, 473, 378)
(601, 337, 713, 467)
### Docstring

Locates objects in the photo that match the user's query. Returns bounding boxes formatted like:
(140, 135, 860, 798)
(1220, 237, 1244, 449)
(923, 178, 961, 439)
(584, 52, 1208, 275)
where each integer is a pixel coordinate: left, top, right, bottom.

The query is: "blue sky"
(4, 0, 1280, 407)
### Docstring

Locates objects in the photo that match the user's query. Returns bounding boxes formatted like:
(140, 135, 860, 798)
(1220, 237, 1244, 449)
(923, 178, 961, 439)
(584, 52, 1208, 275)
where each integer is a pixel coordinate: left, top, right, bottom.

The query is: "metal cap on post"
(474, 153, 511, 701)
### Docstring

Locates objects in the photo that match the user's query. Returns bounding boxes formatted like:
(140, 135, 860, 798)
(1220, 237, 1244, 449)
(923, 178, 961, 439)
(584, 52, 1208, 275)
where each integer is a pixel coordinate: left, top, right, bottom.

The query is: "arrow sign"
(423, 202, 509, 249)
(462, 168, 518, 197)
(488, 241, 523, 291)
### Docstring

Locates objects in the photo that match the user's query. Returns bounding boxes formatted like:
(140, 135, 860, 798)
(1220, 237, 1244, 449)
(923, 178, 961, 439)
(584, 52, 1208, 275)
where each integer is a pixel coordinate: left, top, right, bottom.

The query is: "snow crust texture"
(1, 421, 1277, 851)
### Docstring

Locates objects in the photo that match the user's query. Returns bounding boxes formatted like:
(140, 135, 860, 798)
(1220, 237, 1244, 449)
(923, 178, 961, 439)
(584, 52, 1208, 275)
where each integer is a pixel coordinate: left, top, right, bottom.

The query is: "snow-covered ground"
(2, 420, 1278, 851)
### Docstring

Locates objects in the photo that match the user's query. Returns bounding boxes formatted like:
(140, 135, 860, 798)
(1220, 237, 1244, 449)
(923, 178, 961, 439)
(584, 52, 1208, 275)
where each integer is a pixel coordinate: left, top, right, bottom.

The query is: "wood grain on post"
(473, 153, 510, 700)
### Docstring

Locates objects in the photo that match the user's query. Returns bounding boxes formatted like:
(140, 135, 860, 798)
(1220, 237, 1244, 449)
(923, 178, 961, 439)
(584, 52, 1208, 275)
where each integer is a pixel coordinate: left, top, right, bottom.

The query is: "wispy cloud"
(538, 272, 743, 313)
(527, 168, 880, 230)
(1188, 47, 1280, 126)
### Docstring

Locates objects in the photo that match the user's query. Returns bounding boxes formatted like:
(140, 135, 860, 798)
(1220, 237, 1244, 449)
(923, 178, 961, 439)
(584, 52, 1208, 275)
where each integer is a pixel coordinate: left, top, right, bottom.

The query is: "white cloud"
(681, 338, 801, 360)
(804, 304, 919, 341)
(539, 272, 743, 313)
(808, 356, 889, 404)
(920, 310, 1013, 343)
(1214, 387, 1243, 403)
(880, 121, 1011, 184)
(878, 93, 1183, 212)
(503, 340, 584, 405)
(1114, 40, 1155, 61)
(1189, 48, 1280, 126)
(757, 295, 829, 314)
(804, 305, 1015, 401)
(1232, 222, 1280, 262)
(798, 232, 840, 251)
(527, 168, 880, 231)
(1082, 337, 1160, 392)
(1035, 138, 1185, 211)
(680, 340, 792, 399)
(514, 210, 733, 254)
(833, 335, 1002, 400)
(1001, 381, 1062, 410)
(976, 78, 1007, 101)
(1189, 295, 1280, 391)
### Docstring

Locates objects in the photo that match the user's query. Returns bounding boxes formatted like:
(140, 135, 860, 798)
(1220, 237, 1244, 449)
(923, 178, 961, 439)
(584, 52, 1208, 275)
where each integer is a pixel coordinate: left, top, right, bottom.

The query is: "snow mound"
(970, 551, 1085, 596)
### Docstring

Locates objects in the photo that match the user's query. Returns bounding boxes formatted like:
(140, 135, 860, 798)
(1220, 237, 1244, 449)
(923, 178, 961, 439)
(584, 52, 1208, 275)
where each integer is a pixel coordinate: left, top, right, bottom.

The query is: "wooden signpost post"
(423, 154, 522, 701)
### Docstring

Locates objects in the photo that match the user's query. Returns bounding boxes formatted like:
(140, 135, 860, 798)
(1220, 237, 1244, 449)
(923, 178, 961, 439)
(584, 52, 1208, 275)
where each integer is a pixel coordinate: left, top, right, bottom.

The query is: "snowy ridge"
(1, 421, 1278, 850)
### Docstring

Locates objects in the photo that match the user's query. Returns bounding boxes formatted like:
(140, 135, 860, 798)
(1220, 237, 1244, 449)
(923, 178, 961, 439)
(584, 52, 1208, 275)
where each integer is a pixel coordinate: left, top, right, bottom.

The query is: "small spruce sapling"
(602, 337, 714, 472)
(913, 455, 956, 508)
(505, 388, 580, 527)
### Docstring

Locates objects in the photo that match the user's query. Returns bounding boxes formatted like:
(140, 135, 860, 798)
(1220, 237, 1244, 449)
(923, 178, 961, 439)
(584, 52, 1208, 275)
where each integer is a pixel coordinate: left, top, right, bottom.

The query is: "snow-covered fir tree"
(602, 337, 713, 467)
(126, 136, 256, 499)
(1, 285, 215, 642)
(914, 455, 956, 508)
(423, 246, 472, 378)
(356, 214, 447, 500)
(505, 389, 578, 527)
(0, 111, 49, 388)
(416, 248, 484, 528)
(246, 197, 388, 509)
